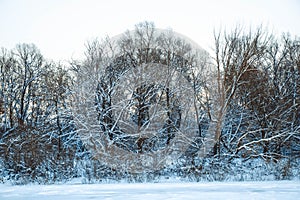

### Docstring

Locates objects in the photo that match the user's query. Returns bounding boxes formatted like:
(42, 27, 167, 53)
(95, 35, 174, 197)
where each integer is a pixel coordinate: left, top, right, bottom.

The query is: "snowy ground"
(0, 181, 299, 200)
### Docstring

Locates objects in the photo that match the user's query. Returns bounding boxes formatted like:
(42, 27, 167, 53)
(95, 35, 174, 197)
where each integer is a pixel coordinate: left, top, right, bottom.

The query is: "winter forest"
(0, 22, 299, 184)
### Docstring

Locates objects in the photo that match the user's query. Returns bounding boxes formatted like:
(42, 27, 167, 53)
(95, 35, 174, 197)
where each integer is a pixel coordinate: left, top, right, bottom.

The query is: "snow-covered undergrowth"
(1, 156, 299, 185)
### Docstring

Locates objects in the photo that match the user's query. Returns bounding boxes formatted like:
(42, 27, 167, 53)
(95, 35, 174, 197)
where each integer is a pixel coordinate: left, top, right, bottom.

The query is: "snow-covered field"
(0, 181, 299, 200)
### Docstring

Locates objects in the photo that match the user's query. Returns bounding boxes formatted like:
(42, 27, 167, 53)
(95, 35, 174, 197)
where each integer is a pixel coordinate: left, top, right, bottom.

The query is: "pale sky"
(0, 0, 299, 61)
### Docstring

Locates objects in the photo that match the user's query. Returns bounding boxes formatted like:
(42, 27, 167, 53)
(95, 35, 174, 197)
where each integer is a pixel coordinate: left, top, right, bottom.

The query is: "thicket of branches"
(214, 28, 300, 160)
(0, 44, 82, 184)
(0, 22, 299, 184)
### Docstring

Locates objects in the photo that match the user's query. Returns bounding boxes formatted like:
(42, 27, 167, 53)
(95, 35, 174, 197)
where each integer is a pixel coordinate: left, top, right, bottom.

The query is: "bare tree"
(210, 27, 300, 163)
(0, 44, 80, 183)
(210, 27, 270, 156)
(230, 34, 300, 161)
(73, 22, 209, 174)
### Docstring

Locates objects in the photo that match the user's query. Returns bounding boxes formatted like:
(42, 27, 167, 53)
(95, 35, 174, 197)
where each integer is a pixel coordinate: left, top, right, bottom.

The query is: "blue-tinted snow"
(0, 181, 299, 200)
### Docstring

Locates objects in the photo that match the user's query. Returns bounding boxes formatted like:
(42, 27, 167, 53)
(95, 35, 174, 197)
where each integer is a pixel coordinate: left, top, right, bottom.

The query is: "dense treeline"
(211, 28, 300, 160)
(0, 44, 82, 183)
(0, 23, 299, 184)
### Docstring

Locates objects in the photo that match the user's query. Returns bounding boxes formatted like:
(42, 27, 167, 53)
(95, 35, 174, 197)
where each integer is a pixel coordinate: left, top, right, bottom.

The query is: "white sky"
(0, 0, 299, 61)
